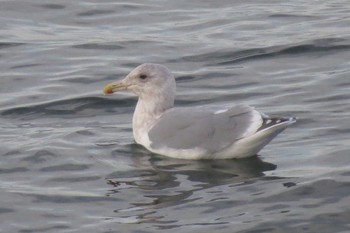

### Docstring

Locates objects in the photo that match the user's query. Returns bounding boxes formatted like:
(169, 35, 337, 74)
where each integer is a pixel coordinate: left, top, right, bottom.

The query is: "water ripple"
(2, 1, 350, 232)
(179, 38, 350, 65)
(1, 96, 135, 119)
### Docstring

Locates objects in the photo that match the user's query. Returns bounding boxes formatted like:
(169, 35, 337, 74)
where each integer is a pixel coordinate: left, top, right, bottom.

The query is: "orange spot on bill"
(103, 86, 114, 94)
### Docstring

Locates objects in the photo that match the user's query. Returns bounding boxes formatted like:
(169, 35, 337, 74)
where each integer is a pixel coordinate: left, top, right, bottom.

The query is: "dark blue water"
(1, 1, 350, 232)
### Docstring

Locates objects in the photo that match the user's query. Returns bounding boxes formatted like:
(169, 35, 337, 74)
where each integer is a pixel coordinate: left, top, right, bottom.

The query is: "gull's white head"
(103, 63, 176, 102)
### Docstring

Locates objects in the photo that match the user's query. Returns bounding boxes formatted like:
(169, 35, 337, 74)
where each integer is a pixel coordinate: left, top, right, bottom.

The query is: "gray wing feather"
(148, 105, 259, 153)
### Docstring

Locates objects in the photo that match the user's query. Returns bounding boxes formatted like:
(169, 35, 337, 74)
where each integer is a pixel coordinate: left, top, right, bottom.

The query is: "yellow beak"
(103, 81, 130, 94)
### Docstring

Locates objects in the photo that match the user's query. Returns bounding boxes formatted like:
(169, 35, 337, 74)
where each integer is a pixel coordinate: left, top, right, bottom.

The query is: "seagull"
(103, 63, 295, 159)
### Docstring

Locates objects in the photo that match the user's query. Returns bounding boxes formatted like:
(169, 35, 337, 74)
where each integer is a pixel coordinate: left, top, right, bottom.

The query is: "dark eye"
(139, 74, 148, 80)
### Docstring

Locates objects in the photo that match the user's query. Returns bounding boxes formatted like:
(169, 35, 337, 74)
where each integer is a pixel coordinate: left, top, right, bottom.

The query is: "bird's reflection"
(106, 143, 277, 223)
(131, 144, 276, 180)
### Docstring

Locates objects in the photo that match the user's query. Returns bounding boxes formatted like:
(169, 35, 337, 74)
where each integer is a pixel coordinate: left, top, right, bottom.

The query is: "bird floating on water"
(103, 63, 295, 160)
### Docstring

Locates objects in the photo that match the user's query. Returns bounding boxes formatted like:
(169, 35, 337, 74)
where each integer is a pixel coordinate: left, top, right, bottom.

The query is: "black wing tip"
(289, 116, 297, 123)
(258, 116, 296, 132)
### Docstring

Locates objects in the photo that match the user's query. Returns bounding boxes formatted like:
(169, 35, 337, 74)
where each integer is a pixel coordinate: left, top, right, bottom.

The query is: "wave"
(0, 42, 26, 49)
(177, 38, 350, 65)
(71, 43, 124, 50)
(0, 96, 136, 120)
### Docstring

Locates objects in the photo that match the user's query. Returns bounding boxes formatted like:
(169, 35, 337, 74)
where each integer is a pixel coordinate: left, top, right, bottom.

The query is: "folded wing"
(148, 105, 263, 153)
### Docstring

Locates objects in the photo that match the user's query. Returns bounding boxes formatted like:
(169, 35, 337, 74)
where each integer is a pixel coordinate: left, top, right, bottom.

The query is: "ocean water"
(1, 1, 350, 232)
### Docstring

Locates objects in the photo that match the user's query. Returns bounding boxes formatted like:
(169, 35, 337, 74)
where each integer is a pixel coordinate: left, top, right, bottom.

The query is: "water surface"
(1, 1, 350, 232)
